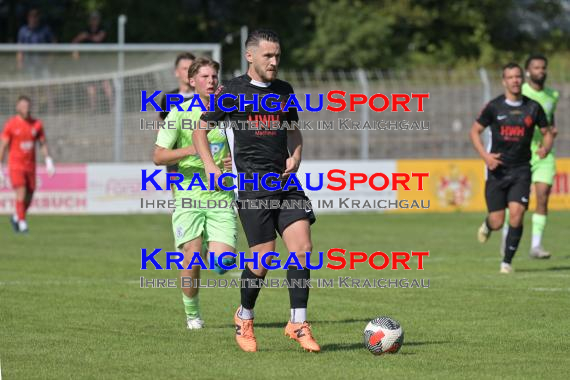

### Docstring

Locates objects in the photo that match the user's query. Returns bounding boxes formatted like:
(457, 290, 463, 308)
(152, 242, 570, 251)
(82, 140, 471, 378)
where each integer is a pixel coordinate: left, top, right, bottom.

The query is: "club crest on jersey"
(524, 115, 533, 128)
(209, 142, 225, 156)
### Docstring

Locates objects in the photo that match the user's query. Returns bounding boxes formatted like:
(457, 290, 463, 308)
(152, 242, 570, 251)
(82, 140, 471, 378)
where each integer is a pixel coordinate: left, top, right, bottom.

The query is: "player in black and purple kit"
(193, 29, 320, 353)
(470, 62, 553, 274)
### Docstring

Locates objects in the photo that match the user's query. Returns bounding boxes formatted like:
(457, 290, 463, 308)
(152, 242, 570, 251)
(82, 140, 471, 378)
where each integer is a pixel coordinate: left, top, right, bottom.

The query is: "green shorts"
(172, 207, 237, 249)
(531, 153, 556, 186)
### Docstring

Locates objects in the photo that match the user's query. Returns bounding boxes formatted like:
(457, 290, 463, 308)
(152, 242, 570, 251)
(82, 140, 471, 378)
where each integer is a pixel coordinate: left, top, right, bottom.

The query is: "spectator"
(72, 11, 113, 112)
(16, 8, 56, 72)
(72, 11, 106, 44)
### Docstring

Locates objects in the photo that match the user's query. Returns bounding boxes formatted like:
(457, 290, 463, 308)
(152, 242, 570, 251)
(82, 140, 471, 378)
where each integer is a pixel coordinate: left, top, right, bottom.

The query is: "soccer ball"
(363, 316, 404, 355)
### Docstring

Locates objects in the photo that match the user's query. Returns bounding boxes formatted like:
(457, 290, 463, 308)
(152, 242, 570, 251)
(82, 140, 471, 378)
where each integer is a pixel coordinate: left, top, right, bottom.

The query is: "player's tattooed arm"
(469, 121, 502, 170)
(284, 127, 303, 178)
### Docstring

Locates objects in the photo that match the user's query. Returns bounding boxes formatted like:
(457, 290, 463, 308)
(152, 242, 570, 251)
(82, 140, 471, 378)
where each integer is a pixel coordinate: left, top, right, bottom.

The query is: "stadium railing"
(0, 46, 567, 162)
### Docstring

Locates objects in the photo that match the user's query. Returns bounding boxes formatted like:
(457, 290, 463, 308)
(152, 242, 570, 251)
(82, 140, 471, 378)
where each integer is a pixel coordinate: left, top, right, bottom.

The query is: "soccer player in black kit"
(470, 62, 553, 274)
(193, 29, 320, 352)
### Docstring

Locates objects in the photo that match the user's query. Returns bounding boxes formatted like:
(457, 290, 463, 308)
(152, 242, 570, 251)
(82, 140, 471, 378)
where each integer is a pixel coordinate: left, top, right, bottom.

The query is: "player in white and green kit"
(154, 57, 237, 329)
(501, 54, 559, 258)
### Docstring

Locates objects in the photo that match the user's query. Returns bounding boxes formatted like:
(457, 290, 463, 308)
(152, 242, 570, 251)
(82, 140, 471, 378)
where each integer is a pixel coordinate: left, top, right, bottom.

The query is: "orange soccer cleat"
(284, 321, 321, 352)
(234, 308, 257, 352)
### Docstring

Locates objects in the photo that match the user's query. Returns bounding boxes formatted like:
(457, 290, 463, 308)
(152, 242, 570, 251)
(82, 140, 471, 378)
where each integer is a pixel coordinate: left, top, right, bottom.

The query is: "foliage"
(3, 0, 569, 70)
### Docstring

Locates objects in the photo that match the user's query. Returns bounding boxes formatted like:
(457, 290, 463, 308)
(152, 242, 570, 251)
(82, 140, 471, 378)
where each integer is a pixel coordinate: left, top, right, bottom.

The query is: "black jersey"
(201, 74, 299, 198)
(477, 95, 548, 168)
(159, 88, 194, 120)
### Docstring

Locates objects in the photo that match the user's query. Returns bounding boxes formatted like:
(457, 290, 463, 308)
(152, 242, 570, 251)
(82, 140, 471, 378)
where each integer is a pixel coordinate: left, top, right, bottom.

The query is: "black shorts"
(485, 165, 531, 212)
(237, 191, 316, 247)
(166, 163, 179, 173)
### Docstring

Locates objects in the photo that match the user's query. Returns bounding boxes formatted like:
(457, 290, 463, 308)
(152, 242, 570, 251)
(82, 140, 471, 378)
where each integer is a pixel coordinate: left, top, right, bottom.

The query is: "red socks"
(16, 200, 26, 221)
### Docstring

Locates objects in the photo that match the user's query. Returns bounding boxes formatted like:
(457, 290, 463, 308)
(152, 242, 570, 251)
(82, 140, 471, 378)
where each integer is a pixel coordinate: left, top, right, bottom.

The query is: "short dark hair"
(17, 95, 31, 103)
(245, 29, 280, 49)
(525, 54, 548, 69)
(188, 57, 220, 78)
(175, 52, 195, 68)
(502, 62, 522, 78)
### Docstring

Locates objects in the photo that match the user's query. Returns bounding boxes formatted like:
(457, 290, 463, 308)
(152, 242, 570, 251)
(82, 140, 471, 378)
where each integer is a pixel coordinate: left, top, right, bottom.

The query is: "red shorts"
(9, 169, 36, 191)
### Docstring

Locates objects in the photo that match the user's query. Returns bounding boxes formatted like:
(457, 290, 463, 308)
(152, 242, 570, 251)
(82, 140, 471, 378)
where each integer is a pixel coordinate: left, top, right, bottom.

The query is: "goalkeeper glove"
(45, 156, 55, 177)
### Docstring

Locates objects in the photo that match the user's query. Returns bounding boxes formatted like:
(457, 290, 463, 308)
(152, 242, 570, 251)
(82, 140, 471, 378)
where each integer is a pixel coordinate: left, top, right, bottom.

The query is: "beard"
(254, 64, 277, 82)
(531, 73, 547, 86)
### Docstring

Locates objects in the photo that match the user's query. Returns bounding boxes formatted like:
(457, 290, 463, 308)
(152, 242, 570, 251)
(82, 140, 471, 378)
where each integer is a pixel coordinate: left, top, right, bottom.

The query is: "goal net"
(0, 44, 221, 163)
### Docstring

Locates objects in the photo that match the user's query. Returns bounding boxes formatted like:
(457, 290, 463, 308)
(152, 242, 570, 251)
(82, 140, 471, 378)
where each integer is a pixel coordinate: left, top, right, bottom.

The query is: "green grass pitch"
(1, 212, 569, 379)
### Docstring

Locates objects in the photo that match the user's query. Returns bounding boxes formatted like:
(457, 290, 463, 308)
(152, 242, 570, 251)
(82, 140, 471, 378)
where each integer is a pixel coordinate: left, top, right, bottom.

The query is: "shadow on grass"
(321, 340, 450, 352)
(516, 265, 570, 273)
(320, 342, 363, 351)
(227, 318, 372, 329)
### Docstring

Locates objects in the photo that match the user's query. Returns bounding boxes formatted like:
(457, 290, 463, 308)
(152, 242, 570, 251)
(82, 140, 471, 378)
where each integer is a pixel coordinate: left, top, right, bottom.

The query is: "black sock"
(240, 264, 265, 310)
(503, 225, 523, 264)
(287, 268, 310, 308)
(485, 217, 492, 230)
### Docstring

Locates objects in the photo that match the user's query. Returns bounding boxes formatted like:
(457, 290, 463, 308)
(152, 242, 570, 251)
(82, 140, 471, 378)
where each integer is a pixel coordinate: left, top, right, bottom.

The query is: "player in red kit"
(0, 96, 55, 233)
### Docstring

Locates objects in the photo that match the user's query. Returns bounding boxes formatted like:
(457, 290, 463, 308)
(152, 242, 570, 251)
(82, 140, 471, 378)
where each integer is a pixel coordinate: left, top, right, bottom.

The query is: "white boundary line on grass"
(529, 287, 570, 292)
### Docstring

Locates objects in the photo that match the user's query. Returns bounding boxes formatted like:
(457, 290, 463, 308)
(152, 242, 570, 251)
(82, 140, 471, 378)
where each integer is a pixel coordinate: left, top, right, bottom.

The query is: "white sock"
(532, 234, 541, 249)
(290, 308, 307, 323)
(238, 306, 254, 320)
(18, 220, 28, 231)
(502, 224, 508, 242)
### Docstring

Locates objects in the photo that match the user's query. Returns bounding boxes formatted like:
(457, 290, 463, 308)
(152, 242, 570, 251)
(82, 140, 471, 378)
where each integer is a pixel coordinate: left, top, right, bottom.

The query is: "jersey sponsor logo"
(247, 114, 282, 126)
(500, 125, 525, 139)
(19, 141, 34, 151)
(247, 114, 281, 136)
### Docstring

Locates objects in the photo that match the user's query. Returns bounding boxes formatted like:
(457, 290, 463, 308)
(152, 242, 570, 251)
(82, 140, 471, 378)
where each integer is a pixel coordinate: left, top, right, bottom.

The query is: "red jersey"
(1, 115, 45, 171)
